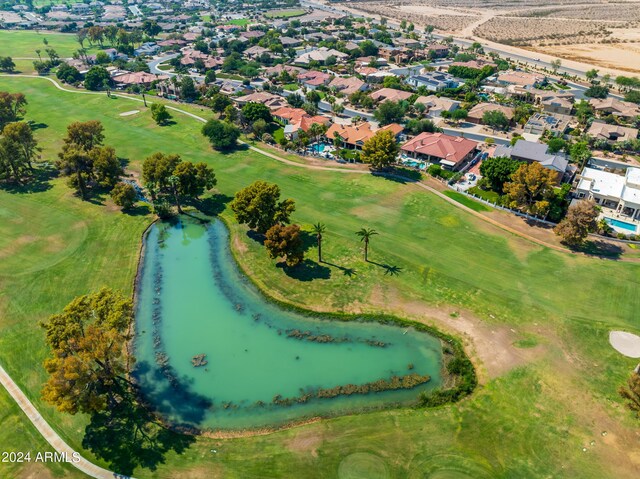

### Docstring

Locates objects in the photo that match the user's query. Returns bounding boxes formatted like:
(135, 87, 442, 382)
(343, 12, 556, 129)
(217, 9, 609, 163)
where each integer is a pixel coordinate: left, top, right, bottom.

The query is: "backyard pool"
(133, 219, 444, 430)
(310, 142, 331, 154)
(605, 217, 638, 233)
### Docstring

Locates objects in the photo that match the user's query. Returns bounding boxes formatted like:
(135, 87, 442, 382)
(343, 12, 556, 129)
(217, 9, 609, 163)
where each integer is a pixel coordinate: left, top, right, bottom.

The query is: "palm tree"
(312, 222, 326, 263)
(355, 228, 378, 262)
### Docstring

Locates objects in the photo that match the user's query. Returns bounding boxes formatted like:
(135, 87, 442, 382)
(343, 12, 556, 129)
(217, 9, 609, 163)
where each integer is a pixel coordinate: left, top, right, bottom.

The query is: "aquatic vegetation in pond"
(133, 219, 446, 430)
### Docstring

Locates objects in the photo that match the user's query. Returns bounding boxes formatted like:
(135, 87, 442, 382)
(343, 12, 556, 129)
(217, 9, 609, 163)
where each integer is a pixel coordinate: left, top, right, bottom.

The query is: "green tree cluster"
(230, 180, 295, 233)
(56, 120, 122, 199)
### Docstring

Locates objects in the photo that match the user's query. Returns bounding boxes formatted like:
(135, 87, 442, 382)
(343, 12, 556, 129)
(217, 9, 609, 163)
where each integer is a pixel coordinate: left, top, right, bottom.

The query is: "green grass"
(468, 185, 502, 204)
(0, 76, 639, 478)
(283, 83, 299, 91)
(227, 18, 250, 26)
(0, 30, 103, 59)
(264, 9, 306, 19)
(443, 190, 492, 212)
(273, 127, 285, 143)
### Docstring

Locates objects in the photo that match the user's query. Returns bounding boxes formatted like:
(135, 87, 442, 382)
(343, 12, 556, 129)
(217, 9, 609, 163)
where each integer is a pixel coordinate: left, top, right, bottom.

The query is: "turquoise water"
(133, 219, 443, 430)
(605, 217, 638, 233)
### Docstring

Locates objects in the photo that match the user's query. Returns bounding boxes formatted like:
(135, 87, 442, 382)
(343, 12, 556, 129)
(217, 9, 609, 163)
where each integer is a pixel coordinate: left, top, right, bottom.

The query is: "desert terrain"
(335, 0, 640, 74)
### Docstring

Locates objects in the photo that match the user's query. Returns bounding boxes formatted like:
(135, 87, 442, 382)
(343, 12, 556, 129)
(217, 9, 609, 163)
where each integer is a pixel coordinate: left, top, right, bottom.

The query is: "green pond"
(133, 219, 444, 430)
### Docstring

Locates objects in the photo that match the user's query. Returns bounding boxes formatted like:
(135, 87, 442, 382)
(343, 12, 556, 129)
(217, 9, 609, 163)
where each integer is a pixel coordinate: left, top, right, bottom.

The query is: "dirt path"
(0, 364, 132, 479)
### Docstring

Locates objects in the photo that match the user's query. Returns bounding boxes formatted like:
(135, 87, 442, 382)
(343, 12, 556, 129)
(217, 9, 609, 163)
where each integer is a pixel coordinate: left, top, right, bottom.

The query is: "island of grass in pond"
(133, 219, 444, 430)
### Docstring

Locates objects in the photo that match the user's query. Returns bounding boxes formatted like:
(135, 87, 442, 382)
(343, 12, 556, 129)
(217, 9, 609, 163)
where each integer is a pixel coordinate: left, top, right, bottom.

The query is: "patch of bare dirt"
(286, 427, 324, 457)
(16, 462, 55, 479)
(364, 286, 545, 382)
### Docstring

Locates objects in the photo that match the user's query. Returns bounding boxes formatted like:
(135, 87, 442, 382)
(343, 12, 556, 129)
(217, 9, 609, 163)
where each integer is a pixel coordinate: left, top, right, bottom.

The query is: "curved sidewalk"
(0, 364, 131, 479)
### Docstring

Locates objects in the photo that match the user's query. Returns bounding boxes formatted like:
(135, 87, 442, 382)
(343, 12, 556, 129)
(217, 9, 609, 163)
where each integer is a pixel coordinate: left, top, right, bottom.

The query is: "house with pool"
(575, 166, 640, 234)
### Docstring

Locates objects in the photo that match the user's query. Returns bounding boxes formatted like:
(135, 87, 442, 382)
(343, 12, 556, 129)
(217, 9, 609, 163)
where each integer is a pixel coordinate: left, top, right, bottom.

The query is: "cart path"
(1, 74, 635, 260)
(0, 364, 131, 479)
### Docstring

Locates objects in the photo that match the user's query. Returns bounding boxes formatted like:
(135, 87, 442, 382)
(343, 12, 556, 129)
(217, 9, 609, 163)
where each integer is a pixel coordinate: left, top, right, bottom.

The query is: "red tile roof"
(401, 133, 477, 166)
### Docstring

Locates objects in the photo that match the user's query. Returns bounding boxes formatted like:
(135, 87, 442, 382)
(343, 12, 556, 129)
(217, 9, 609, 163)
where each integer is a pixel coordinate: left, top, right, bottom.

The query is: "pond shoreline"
(128, 213, 476, 437)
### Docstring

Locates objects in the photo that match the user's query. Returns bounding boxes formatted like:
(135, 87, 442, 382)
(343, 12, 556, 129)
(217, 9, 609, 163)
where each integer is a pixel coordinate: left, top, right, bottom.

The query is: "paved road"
(0, 364, 131, 479)
(148, 53, 179, 75)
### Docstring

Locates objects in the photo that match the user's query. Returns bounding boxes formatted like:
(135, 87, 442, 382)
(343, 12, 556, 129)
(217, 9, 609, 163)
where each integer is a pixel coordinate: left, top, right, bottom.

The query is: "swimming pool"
(310, 143, 329, 153)
(605, 217, 638, 233)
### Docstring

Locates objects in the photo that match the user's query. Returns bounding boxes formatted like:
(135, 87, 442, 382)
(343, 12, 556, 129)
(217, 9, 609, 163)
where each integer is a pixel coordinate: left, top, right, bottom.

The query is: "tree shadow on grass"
(371, 167, 422, 184)
(367, 260, 404, 276)
(28, 120, 48, 131)
(123, 204, 153, 216)
(0, 164, 56, 194)
(247, 229, 265, 245)
(576, 240, 624, 259)
(322, 261, 357, 277)
(191, 193, 233, 216)
(277, 258, 331, 281)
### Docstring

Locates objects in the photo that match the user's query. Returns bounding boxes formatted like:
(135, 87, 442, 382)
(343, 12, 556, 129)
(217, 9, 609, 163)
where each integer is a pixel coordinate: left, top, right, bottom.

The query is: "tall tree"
(504, 162, 557, 215)
(40, 288, 133, 415)
(361, 129, 399, 170)
(1, 121, 39, 174)
(230, 180, 295, 233)
(374, 100, 405, 125)
(57, 121, 109, 198)
(0, 91, 27, 128)
(479, 156, 521, 193)
(201, 119, 240, 151)
(355, 227, 378, 262)
(554, 200, 599, 246)
(569, 141, 592, 169)
(312, 222, 326, 263)
(482, 110, 510, 132)
(150, 103, 172, 126)
(264, 223, 305, 267)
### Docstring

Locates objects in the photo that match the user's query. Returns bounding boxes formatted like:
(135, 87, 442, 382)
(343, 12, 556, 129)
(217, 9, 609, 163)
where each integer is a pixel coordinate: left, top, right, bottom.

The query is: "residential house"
(244, 45, 270, 60)
(401, 133, 478, 170)
(272, 107, 331, 139)
(325, 122, 404, 150)
(394, 37, 421, 49)
(495, 71, 546, 89)
(369, 88, 413, 103)
(576, 166, 640, 227)
(424, 44, 449, 58)
(587, 122, 639, 143)
(280, 36, 302, 48)
(294, 47, 348, 66)
(240, 30, 265, 41)
(467, 103, 515, 125)
(329, 76, 368, 96)
(541, 95, 574, 115)
(134, 42, 160, 57)
(414, 95, 460, 117)
(589, 98, 640, 121)
(263, 64, 305, 78)
(297, 70, 332, 89)
(405, 71, 460, 92)
(111, 71, 168, 87)
(494, 140, 569, 181)
(523, 113, 571, 137)
(234, 92, 284, 107)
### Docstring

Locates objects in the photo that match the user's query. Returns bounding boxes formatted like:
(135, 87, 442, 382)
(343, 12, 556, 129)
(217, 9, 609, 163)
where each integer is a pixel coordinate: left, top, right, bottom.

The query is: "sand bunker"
(609, 331, 640, 358)
(120, 110, 140, 117)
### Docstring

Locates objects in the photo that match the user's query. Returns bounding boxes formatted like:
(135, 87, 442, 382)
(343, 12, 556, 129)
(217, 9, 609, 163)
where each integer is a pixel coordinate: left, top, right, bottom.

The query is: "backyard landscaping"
(1, 76, 639, 478)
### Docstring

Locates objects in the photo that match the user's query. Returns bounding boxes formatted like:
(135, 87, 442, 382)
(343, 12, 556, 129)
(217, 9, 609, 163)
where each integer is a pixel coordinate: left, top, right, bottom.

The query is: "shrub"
(110, 182, 137, 209)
